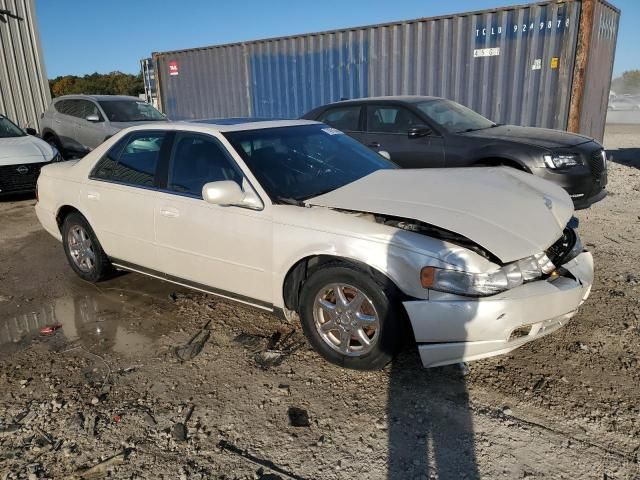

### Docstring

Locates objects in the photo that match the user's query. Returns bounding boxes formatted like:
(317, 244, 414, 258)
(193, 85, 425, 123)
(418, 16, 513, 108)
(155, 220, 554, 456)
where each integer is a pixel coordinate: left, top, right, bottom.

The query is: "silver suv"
(40, 95, 167, 157)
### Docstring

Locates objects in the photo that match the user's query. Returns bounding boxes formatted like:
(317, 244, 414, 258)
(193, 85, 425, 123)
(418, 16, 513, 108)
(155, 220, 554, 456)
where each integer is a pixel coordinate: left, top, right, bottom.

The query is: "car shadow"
(386, 232, 480, 479)
(608, 148, 640, 170)
(0, 192, 36, 202)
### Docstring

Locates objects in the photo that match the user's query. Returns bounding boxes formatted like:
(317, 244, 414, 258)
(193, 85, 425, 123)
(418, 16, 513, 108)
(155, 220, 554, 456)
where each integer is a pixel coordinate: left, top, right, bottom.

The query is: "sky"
(36, 0, 637, 79)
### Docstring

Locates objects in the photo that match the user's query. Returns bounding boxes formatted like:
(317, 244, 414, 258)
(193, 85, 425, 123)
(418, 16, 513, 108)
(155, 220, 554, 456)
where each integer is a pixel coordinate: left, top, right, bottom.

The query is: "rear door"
(316, 105, 366, 143)
(154, 131, 273, 306)
(361, 104, 445, 167)
(83, 130, 169, 269)
(52, 100, 83, 153)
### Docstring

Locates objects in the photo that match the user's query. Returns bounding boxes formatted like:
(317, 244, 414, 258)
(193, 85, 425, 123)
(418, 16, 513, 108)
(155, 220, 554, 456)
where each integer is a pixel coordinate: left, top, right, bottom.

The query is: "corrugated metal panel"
(578, 0, 619, 142)
(153, 0, 619, 141)
(154, 43, 249, 120)
(0, 0, 50, 130)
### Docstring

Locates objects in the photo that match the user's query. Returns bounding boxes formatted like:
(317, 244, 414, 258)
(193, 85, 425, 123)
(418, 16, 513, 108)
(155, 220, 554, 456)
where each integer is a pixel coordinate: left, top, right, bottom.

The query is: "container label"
(169, 61, 179, 76)
(551, 57, 559, 69)
(473, 48, 500, 58)
(532, 59, 542, 70)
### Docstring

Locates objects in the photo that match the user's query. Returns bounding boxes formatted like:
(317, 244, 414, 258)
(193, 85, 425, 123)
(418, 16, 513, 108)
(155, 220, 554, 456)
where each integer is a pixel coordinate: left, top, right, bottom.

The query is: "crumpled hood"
(463, 124, 593, 149)
(307, 167, 574, 263)
(0, 136, 54, 166)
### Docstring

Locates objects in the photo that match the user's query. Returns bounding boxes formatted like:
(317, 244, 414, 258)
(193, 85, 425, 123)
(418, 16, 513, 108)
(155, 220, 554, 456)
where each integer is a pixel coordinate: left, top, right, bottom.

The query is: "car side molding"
(110, 258, 273, 312)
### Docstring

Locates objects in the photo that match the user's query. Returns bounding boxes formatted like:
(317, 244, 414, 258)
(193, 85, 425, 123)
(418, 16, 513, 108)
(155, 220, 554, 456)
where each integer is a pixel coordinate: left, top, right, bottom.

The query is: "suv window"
(76, 100, 103, 121)
(317, 106, 361, 131)
(54, 100, 71, 115)
(92, 132, 166, 187)
(366, 105, 423, 134)
(168, 133, 242, 197)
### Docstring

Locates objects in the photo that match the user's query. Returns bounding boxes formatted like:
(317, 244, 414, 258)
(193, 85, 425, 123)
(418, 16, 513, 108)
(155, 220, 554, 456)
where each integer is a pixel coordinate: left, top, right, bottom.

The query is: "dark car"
(303, 96, 607, 209)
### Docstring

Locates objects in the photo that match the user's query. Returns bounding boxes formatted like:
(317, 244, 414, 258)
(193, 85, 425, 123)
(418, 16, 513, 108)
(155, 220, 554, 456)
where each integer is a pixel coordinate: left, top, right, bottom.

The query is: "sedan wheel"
(313, 283, 380, 356)
(67, 225, 96, 273)
(299, 264, 403, 370)
(62, 212, 111, 282)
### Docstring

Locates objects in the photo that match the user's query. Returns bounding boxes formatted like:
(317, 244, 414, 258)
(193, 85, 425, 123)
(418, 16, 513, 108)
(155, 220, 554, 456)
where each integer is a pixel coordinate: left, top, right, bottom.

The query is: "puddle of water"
(0, 284, 177, 356)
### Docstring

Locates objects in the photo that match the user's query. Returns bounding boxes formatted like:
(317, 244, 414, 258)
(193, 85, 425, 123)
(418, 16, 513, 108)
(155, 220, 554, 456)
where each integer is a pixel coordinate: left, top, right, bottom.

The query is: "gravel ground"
(0, 124, 639, 479)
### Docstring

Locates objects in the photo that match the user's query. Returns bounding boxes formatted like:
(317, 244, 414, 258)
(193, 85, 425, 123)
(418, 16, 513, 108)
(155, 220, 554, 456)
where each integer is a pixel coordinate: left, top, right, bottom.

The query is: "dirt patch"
(1, 125, 639, 479)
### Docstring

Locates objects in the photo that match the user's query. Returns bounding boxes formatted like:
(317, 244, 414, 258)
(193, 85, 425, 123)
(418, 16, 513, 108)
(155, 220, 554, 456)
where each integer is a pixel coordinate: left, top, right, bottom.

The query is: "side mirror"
(408, 125, 432, 139)
(378, 150, 391, 160)
(25, 127, 37, 136)
(202, 180, 263, 210)
(86, 114, 101, 122)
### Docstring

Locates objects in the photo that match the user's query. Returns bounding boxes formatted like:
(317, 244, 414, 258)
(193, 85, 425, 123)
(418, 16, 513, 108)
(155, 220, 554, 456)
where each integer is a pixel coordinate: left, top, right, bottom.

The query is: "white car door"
(83, 130, 168, 269)
(154, 131, 273, 307)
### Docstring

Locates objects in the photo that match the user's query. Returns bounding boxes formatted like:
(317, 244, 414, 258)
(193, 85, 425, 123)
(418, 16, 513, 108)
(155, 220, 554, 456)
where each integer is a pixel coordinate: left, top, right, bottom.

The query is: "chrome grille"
(588, 149, 606, 177)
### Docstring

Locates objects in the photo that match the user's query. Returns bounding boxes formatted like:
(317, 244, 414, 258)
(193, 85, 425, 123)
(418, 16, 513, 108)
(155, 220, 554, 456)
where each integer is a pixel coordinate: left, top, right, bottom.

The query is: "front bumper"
(404, 251, 594, 368)
(531, 145, 608, 210)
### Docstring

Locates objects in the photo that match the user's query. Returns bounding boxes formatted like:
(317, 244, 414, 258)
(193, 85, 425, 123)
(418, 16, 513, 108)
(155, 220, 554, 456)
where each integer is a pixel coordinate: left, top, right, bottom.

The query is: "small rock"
(90, 397, 99, 405)
(502, 406, 513, 416)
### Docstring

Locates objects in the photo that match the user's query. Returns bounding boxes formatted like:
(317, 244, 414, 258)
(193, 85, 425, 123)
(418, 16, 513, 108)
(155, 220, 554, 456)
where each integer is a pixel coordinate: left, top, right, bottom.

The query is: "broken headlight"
(420, 252, 555, 297)
(543, 153, 582, 169)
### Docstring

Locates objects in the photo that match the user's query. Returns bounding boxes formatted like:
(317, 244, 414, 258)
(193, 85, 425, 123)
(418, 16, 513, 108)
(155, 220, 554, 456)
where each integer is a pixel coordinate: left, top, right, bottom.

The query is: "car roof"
(53, 94, 143, 102)
(324, 95, 443, 106)
(192, 117, 275, 125)
(124, 119, 322, 133)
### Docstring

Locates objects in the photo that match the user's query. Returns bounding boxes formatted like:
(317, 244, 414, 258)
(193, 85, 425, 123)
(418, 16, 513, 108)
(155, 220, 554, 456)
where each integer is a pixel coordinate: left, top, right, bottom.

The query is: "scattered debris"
(287, 407, 310, 427)
(78, 449, 131, 478)
(175, 320, 211, 362)
(39, 324, 62, 336)
(173, 404, 195, 442)
(218, 440, 306, 480)
(237, 330, 304, 370)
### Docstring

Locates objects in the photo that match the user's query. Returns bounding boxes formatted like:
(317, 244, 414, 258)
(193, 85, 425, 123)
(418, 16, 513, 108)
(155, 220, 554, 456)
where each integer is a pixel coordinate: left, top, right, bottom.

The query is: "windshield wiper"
(459, 124, 498, 133)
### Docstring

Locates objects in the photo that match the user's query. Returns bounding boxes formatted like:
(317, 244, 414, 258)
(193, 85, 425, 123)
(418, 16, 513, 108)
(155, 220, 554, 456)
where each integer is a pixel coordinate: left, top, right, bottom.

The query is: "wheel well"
(56, 205, 81, 231)
(41, 129, 56, 140)
(282, 255, 397, 312)
(474, 157, 528, 172)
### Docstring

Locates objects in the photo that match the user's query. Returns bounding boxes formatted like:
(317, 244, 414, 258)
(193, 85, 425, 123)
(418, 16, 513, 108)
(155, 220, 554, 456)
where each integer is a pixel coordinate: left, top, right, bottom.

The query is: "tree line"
(610, 70, 640, 96)
(49, 71, 144, 98)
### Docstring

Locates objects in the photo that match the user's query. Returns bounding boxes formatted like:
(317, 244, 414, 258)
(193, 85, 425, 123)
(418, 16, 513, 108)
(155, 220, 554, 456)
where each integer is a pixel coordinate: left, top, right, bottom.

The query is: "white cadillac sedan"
(35, 120, 593, 370)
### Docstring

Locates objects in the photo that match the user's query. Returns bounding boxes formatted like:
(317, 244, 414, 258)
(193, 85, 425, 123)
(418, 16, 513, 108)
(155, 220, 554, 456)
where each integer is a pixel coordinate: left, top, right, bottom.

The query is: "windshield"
(224, 124, 396, 202)
(98, 100, 165, 122)
(417, 99, 495, 133)
(0, 115, 26, 138)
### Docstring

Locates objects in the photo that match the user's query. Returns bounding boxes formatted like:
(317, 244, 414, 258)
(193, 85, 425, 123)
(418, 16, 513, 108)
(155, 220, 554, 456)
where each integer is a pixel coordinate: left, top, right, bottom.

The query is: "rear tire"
(298, 264, 403, 370)
(62, 213, 111, 282)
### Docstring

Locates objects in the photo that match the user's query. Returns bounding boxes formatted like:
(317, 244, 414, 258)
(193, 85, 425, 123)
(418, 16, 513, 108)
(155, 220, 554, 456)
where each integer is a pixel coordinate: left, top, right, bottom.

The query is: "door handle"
(367, 142, 381, 148)
(160, 207, 180, 218)
(87, 191, 100, 200)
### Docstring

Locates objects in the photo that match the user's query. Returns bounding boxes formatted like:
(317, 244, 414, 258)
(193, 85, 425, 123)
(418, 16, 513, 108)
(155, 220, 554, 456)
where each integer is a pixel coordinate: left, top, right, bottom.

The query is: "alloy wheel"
(313, 283, 380, 356)
(67, 226, 96, 273)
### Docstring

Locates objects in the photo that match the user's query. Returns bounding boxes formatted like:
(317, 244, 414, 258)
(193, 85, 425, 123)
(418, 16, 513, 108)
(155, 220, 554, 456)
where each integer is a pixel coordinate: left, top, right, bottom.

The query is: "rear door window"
(91, 132, 166, 188)
(317, 106, 361, 132)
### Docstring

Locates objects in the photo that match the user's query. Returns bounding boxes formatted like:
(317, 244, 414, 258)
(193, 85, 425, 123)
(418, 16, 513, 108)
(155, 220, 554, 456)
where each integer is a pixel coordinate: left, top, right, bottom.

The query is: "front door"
(361, 104, 445, 168)
(74, 100, 108, 152)
(154, 132, 273, 307)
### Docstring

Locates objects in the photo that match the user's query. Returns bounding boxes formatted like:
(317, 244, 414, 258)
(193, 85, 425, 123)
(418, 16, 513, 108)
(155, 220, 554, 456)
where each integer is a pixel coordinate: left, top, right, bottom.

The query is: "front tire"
(298, 264, 403, 370)
(62, 213, 111, 282)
